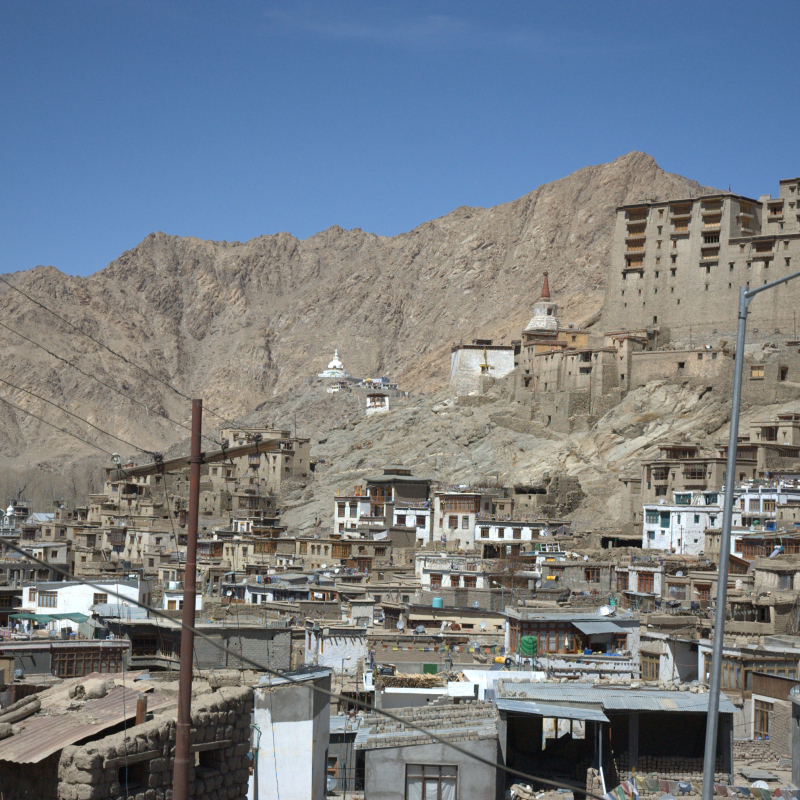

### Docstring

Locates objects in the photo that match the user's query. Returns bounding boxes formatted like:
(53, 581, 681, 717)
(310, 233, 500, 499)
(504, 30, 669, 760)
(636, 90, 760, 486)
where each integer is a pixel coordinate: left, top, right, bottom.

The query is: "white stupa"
(318, 349, 348, 378)
(524, 271, 559, 333)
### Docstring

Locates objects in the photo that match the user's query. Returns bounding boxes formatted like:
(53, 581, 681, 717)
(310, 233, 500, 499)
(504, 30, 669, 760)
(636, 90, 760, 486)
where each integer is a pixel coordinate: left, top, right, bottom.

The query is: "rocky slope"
(0, 151, 711, 465)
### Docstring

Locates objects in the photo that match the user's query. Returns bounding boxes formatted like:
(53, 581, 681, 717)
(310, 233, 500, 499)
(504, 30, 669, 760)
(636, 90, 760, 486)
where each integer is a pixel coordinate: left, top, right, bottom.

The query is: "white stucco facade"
(304, 627, 368, 674)
(22, 580, 145, 629)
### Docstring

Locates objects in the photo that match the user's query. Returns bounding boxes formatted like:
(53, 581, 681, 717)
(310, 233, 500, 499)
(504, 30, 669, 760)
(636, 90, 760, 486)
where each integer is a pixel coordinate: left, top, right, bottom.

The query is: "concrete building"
(354, 701, 501, 800)
(415, 553, 489, 591)
(642, 492, 722, 553)
(432, 488, 503, 550)
(106, 618, 292, 672)
(503, 608, 640, 659)
(250, 670, 331, 800)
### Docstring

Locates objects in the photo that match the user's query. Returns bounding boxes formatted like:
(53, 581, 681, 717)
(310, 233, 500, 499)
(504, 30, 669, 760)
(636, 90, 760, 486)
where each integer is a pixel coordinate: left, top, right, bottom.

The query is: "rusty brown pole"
(172, 399, 203, 800)
(135, 694, 147, 726)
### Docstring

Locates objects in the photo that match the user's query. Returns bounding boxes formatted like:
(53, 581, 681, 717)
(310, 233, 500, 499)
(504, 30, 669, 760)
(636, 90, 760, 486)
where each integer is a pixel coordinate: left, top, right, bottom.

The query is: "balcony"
(700, 248, 720, 261)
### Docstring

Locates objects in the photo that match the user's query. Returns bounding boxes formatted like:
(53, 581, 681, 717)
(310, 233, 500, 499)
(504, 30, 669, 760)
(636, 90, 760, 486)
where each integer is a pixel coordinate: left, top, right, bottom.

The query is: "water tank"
(432, 597, 444, 609)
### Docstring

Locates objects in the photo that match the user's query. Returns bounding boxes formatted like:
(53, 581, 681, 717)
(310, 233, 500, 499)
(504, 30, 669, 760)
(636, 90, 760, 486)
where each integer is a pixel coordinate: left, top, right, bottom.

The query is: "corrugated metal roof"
(495, 682, 737, 714)
(572, 620, 629, 635)
(496, 699, 609, 722)
(0, 685, 175, 763)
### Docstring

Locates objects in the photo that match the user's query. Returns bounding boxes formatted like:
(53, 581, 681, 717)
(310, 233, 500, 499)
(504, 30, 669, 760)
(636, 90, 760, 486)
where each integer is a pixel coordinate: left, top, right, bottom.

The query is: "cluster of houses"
(6, 179, 800, 796)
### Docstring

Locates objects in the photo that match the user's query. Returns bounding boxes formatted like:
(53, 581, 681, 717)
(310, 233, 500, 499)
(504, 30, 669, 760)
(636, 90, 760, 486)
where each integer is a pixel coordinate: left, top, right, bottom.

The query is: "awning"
(48, 613, 90, 623)
(9, 613, 55, 623)
(496, 698, 609, 722)
(572, 620, 627, 636)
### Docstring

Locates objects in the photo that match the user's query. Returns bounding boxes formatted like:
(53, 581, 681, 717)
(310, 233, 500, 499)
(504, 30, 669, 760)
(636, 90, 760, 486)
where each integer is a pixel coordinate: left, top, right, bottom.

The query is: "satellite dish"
(597, 605, 613, 617)
(326, 775, 338, 792)
(321, 564, 327, 569)
(226, 590, 234, 597)
(583, 555, 589, 561)
(479, 620, 487, 630)
(396, 619, 405, 630)
(415, 624, 425, 634)
(675, 571, 684, 577)
(472, 600, 480, 608)
(535, 580, 542, 589)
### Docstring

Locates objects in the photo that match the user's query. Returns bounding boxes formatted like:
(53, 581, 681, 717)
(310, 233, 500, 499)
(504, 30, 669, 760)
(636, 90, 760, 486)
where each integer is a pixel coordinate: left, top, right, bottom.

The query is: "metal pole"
(173, 399, 203, 800)
(702, 268, 800, 800)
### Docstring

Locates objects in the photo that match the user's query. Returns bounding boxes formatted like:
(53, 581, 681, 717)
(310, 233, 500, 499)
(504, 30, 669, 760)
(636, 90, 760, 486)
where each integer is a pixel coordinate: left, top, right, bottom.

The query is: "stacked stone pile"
(734, 739, 775, 764)
(612, 752, 725, 781)
(356, 700, 497, 750)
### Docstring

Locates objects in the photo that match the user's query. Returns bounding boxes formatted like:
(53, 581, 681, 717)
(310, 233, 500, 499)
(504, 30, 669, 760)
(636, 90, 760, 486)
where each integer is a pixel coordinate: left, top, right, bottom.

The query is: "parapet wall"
(450, 347, 515, 397)
(57, 686, 253, 800)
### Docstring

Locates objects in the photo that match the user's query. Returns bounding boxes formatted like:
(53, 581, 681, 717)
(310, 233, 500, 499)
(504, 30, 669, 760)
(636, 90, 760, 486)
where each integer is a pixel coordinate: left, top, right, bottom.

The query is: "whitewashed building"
(642, 493, 722, 554)
(643, 482, 800, 553)
(249, 670, 331, 800)
(22, 579, 149, 630)
(415, 553, 489, 590)
(304, 624, 369, 675)
(365, 392, 389, 415)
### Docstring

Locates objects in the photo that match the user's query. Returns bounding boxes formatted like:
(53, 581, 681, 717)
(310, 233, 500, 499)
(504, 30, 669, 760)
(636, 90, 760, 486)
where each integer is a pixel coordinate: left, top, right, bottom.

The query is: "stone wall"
(56, 686, 253, 800)
(0, 751, 61, 800)
(769, 701, 792, 758)
(194, 628, 291, 672)
(734, 738, 774, 762)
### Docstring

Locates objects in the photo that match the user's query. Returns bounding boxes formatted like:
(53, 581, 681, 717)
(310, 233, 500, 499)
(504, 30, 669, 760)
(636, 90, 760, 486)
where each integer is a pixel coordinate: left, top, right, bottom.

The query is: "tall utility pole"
(173, 400, 203, 800)
(702, 270, 800, 800)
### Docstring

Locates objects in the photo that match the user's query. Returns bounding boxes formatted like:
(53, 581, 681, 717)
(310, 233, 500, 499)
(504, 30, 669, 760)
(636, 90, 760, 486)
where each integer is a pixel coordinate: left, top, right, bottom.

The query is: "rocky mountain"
(0, 151, 712, 470)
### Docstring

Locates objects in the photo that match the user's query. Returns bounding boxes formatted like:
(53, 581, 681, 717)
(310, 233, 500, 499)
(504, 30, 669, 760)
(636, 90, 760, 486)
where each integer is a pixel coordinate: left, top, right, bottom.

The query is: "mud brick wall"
(56, 686, 253, 800)
(769, 703, 791, 758)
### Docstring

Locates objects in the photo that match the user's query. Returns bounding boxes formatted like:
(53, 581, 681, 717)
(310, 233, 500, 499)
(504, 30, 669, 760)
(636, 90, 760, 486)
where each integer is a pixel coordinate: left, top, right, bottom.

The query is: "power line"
(0, 395, 117, 458)
(0, 318, 221, 447)
(0, 274, 240, 429)
(0, 376, 155, 457)
(1, 540, 604, 800)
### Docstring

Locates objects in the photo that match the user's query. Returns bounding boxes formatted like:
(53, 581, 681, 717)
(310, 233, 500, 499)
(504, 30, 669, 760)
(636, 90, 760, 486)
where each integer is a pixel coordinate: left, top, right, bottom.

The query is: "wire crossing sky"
(2, 1, 800, 277)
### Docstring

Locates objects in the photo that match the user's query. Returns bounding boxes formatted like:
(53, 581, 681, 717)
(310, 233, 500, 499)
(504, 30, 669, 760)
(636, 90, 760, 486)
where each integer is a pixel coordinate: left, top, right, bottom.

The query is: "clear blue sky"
(3, 1, 800, 277)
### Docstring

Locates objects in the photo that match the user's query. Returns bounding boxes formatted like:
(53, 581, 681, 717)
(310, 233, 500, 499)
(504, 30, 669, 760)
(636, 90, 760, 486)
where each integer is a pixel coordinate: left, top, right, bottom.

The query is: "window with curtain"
(406, 765, 457, 800)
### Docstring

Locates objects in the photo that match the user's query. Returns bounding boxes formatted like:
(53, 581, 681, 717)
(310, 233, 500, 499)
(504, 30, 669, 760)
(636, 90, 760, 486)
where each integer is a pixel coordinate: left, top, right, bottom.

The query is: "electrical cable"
(0, 376, 156, 456)
(1, 540, 604, 800)
(0, 274, 240, 429)
(0, 395, 118, 458)
(0, 318, 221, 447)
(265, 632, 280, 800)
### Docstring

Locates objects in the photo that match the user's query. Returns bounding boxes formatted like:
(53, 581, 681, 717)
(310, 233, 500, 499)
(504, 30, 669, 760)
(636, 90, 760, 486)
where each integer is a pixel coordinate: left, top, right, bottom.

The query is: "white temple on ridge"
(318, 349, 349, 378)
(524, 270, 559, 333)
